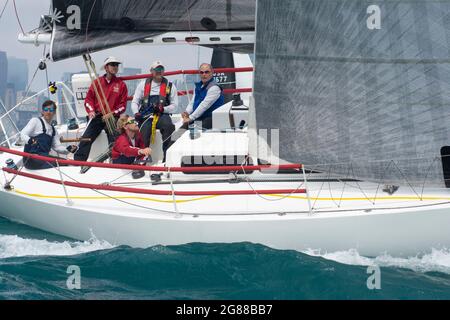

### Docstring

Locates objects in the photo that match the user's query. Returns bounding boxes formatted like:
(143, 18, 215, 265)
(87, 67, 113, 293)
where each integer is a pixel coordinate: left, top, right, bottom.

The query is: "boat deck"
(2, 151, 450, 219)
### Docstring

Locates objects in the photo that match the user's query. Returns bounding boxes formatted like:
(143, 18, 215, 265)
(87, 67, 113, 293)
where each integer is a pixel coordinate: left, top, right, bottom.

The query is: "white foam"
(303, 248, 450, 274)
(0, 234, 115, 259)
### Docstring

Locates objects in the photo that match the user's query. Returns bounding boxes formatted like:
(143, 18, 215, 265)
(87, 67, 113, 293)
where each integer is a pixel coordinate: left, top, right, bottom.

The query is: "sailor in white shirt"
(131, 61, 178, 162)
(181, 63, 224, 130)
(20, 100, 77, 169)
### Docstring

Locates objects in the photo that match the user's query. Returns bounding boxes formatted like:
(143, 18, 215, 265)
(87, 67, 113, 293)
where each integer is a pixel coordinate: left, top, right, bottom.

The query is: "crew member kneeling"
(112, 115, 151, 164)
(20, 100, 78, 170)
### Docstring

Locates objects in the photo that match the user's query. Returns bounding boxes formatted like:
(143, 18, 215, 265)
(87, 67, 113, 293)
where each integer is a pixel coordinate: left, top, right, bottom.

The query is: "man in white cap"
(131, 60, 178, 162)
(74, 56, 128, 161)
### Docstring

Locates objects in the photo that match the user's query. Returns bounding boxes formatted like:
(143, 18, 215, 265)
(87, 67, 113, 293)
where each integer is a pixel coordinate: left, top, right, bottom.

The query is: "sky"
(0, 0, 213, 92)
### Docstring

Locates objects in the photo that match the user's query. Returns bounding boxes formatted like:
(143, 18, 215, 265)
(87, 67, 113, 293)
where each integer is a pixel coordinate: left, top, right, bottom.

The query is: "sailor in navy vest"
(20, 100, 78, 170)
(131, 61, 178, 162)
(181, 63, 225, 130)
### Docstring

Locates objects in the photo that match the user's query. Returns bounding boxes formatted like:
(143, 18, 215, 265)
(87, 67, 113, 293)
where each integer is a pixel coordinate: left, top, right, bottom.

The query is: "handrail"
(119, 67, 253, 81)
(122, 67, 254, 100)
(127, 87, 253, 101)
(2, 167, 306, 196)
(178, 87, 253, 96)
(0, 146, 302, 173)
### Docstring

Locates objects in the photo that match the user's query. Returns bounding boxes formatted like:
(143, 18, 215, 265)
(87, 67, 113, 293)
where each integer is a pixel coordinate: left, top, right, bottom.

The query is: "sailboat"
(1, 0, 450, 257)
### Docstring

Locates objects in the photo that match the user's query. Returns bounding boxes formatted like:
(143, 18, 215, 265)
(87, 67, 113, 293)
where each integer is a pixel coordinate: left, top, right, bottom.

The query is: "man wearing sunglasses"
(112, 115, 151, 164)
(20, 100, 78, 169)
(181, 63, 225, 130)
(74, 56, 128, 161)
(131, 60, 178, 162)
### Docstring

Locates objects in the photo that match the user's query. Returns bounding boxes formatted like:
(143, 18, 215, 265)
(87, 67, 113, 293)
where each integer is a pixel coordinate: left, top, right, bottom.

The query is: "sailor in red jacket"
(112, 115, 151, 164)
(74, 56, 128, 161)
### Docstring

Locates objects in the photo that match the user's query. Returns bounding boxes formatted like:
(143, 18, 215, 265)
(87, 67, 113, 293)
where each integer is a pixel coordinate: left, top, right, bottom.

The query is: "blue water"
(0, 217, 449, 299)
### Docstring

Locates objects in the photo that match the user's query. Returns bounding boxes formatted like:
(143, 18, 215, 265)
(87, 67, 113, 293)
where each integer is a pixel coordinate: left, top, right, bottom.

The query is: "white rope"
(12, 0, 24, 34)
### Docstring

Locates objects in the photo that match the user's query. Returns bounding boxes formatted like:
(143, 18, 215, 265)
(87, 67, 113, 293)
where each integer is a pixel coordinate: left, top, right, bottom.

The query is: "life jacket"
(23, 118, 55, 156)
(193, 79, 225, 120)
(139, 77, 172, 117)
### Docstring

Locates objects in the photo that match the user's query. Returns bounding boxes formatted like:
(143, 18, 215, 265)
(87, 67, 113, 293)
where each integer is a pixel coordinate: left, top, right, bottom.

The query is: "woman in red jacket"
(112, 115, 151, 164)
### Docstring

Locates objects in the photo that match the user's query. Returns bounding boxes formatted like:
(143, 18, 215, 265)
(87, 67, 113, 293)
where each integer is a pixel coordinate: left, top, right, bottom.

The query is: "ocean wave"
(0, 234, 115, 259)
(0, 242, 449, 299)
(304, 248, 450, 274)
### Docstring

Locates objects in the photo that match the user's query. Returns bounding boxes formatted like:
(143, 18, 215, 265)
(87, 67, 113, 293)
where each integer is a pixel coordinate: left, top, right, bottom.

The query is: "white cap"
(150, 60, 164, 70)
(103, 56, 122, 68)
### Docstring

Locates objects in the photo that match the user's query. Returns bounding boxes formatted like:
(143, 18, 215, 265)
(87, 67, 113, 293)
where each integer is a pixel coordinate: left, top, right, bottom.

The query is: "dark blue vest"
(23, 118, 56, 170)
(23, 118, 55, 156)
(193, 79, 224, 120)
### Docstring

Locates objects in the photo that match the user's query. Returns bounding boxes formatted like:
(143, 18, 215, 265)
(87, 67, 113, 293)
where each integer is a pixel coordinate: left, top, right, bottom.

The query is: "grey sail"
(254, 0, 450, 186)
(50, 0, 255, 61)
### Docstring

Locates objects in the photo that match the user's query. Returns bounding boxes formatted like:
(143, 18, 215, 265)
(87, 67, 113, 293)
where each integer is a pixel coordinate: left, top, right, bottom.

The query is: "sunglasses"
(108, 63, 120, 67)
(199, 70, 211, 75)
(126, 119, 137, 125)
(42, 107, 55, 112)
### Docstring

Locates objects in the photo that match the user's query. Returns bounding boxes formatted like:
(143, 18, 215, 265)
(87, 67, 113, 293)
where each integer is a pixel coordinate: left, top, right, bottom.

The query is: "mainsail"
(254, 0, 450, 186)
(50, 0, 255, 61)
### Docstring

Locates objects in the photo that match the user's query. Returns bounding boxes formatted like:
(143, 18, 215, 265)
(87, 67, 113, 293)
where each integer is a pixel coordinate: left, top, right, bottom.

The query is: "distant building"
(4, 83, 16, 109)
(0, 51, 7, 103)
(7, 57, 28, 92)
(0, 82, 18, 142)
(15, 91, 38, 130)
(122, 67, 141, 76)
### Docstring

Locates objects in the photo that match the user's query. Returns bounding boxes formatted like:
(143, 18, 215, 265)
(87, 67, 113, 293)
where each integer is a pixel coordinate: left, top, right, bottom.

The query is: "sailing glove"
(154, 103, 164, 114)
(66, 145, 78, 153)
(134, 113, 143, 122)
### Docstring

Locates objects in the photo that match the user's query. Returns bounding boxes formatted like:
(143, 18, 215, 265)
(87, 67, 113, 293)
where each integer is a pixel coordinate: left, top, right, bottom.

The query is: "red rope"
(3, 167, 306, 196)
(0, 147, 302, 172)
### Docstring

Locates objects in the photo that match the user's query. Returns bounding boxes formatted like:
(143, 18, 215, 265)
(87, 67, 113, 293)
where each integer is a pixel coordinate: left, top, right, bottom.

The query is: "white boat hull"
(1, 129, 450, 257)
(1, 186, 450, 257)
